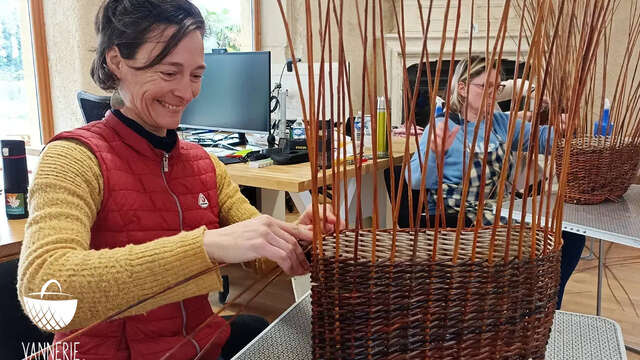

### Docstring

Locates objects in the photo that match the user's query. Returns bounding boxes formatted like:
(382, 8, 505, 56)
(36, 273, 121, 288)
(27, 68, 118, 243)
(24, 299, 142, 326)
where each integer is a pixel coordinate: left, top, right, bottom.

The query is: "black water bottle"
(2, 140, 29, 219)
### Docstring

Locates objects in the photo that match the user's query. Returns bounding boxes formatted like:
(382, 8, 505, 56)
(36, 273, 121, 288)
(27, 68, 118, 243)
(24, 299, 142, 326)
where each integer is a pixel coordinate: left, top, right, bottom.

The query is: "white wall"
(44, 0, 105, 134)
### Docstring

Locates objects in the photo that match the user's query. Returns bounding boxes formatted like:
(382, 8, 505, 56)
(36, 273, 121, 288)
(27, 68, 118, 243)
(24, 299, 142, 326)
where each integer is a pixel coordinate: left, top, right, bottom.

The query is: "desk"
(500, 185, 640, 316)
(232, 292, 628, 360)
(224, 137, 417, 227)
(224, 153, 401, 226)
(0, 207, 25, 263)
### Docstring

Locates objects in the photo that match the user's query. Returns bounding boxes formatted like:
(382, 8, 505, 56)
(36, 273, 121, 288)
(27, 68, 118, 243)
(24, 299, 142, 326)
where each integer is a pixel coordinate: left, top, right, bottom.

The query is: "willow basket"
(311, 227, 560, 360)
(555, 136, 640, 204)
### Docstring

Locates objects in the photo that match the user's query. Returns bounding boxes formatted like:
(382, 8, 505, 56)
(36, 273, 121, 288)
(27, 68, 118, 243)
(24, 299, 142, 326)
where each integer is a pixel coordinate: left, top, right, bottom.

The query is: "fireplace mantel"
(383, 31, 526, 126)
(382, 0, 528, 126)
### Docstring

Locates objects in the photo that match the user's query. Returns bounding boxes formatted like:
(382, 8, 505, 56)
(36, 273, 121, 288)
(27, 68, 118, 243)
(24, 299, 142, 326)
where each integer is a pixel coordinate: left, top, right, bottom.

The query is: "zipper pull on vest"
(163, 153, 169, 172)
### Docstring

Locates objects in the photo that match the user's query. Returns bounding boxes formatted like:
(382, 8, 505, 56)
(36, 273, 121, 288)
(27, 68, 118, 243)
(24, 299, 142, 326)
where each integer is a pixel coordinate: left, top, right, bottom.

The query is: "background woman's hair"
(91, 0, 205, 91)
(448, 56, 503, 114)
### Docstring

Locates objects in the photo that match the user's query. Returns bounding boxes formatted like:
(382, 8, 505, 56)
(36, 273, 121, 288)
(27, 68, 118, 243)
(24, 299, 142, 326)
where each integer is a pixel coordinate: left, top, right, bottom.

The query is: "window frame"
(253, 0, 261, 50)
(28, 0, 54, 144)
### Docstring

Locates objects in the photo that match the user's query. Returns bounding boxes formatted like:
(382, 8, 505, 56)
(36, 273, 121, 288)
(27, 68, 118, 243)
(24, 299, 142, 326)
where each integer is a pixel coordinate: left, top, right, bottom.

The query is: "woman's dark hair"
(91, 0, 205, 90)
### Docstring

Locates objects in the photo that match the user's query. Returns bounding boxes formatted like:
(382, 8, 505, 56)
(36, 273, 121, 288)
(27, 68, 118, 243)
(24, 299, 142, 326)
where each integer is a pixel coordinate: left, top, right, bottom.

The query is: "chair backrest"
(76, 90, 111, 124)
(0, 259, 54, 358)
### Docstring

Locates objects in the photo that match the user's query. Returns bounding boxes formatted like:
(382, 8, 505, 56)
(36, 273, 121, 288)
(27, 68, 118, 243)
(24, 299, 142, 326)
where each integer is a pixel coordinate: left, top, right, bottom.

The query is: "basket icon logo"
(23, 279, 77, 331)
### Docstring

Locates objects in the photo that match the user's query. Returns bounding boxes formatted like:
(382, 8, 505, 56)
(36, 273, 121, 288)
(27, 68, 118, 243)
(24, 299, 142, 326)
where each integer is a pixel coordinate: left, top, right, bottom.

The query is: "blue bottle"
(435, 97, 444, 117)
(594, 99, 612, 136)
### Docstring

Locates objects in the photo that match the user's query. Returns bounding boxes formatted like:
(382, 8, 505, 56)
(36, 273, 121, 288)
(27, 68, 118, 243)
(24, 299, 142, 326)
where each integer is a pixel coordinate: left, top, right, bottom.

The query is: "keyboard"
(218, 156, 246, 165)
(245, 148, 282, 162)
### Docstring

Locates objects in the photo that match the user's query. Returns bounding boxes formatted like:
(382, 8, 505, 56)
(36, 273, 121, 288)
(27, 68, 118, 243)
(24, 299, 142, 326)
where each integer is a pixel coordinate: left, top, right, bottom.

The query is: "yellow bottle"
(376, 96, 388, 157)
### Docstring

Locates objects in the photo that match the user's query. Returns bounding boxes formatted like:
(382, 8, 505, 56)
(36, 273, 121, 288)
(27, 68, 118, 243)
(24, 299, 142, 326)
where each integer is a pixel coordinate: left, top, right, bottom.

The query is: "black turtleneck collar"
(112, 109, 178, 153)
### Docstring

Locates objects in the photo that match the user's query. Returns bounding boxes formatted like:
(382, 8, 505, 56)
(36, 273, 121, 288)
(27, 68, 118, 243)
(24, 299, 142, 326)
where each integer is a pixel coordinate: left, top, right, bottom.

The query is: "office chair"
(384, 166, 428, 228)
(0, 259, 54, 358)
(76, 90, 111, 124)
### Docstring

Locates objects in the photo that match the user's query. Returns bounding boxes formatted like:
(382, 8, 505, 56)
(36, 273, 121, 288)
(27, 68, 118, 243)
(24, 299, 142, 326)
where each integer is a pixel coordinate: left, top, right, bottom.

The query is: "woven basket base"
(556, 137, 640, 205)
(311, 227, 560, 360)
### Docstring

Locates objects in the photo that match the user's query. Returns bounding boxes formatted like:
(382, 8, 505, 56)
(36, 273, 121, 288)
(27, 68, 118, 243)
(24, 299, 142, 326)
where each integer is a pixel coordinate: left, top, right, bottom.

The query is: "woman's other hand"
(296, 204, 345, 238)
(392, 125, 424, 138)
(203, 215, 311, 275)
(558, 113, 572, 136)
(430, 120, 460, 156)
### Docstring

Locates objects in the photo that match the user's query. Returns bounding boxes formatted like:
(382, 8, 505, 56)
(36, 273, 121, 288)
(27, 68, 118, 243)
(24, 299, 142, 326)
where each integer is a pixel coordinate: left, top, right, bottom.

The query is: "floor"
(213, 212, 640, 359)
(563, 240, 640, 359)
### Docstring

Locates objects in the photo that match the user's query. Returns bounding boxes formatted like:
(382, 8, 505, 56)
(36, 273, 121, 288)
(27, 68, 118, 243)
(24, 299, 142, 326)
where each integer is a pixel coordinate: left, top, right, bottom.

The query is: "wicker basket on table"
(311, 227, 560, 360)
(555, 136, 640, 204)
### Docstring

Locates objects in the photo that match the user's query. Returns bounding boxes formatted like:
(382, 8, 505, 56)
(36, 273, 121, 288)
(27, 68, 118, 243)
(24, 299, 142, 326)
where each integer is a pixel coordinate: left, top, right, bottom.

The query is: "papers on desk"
(204, 147, 234, 157)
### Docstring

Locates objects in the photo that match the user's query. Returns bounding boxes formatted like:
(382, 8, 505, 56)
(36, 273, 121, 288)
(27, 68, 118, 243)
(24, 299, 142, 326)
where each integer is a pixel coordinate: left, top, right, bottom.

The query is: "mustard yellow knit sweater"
(17, 139, 261, 332)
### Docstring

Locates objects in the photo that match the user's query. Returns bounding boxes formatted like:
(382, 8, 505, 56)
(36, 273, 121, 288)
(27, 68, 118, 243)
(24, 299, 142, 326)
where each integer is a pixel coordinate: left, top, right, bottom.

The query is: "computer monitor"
(180, 51, 271, 139)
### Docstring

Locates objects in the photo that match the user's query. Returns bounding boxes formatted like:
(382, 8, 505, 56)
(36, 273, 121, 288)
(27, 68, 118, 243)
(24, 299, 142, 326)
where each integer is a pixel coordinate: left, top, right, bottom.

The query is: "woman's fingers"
(298, 204, 345, 234)
(266, 222, 309, 273)
(204, 215, 312, 275)
(446, 126, 460, 149)
(430, 122, 444, 151)
(431, 122, 459, 153)
(255, 242, 298, 274)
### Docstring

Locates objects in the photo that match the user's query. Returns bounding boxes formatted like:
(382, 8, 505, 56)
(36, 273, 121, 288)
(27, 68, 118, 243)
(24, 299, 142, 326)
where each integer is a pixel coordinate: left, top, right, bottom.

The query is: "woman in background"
(409, 56, 585, 309)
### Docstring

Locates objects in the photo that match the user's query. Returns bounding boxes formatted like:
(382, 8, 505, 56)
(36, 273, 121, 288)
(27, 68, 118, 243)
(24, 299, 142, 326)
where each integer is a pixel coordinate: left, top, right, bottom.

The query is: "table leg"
(626, 345, 640, 355)
(597, 238, 603, 316)
(289, 191, 312, 214)
(340, 171, 391, 228)
(257, 189, 286, 220)
(375, 170, 392, 228)
(339, 178, 358, 227)
(288, 191, 313, 302)
(580, 237, 595, 260)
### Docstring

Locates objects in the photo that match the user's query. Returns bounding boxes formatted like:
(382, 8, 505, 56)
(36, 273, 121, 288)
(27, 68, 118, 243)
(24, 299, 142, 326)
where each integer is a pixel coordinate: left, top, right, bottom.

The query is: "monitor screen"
(180, 51, 271, 134)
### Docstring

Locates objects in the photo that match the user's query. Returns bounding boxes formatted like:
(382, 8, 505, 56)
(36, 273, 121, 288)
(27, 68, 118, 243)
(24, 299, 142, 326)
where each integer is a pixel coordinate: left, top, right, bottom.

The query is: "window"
(0, 0, 41, 147)
(190, 0, 255, 52)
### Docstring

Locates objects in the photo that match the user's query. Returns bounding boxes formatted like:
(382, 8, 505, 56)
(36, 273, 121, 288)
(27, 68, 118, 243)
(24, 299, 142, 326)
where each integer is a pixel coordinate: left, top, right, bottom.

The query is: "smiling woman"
(16, 1, 340, 360)
(104, 28, 206, 135)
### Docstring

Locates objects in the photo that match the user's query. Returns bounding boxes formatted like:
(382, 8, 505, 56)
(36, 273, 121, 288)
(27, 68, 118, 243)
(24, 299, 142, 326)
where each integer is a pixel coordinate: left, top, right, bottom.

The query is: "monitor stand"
(236, 132, 248, 146)
(223, 132, 248, 147)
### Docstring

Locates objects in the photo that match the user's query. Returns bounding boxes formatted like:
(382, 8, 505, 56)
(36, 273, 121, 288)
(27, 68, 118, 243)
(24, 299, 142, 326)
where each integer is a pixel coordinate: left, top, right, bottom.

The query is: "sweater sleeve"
(17, 140, 223, 332)
(210, 155, 261, 226)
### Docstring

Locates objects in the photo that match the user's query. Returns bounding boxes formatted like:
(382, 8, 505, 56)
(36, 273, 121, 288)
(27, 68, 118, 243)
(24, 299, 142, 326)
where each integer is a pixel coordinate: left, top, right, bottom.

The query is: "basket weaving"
(275, 0, 607, 359)
(555, 136, 640, 204)
(311, 228, 560, 360)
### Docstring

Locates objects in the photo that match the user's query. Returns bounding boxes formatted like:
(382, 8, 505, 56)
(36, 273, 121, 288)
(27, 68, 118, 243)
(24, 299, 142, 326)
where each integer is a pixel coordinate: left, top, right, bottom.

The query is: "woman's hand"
(203, 215, 311, 275)
(559, 113, 569, 135)
(296, 204, 345, 237)
(430, 121, 460, 156)
(392, 125, 424, 138)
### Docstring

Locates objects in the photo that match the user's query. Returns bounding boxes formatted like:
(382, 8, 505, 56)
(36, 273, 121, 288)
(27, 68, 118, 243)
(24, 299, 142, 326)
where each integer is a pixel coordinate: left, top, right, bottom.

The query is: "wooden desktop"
(0, 211, 25, 263)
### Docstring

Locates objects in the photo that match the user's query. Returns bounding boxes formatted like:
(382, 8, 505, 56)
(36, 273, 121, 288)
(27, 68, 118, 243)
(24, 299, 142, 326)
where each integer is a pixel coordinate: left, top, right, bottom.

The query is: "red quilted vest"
(48, 111, 230, 360)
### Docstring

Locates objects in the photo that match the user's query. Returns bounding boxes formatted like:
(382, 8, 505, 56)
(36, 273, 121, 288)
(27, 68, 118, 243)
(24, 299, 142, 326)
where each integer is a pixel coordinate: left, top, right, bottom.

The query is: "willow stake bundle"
(518, 0, 639, 204)
(278, 0, 608, 359)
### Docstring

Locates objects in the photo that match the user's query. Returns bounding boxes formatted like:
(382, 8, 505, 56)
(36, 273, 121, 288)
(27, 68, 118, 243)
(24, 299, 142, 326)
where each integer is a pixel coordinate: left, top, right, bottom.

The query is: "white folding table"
(499, 185, 640, 316)
(499, 185, 640, 355)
